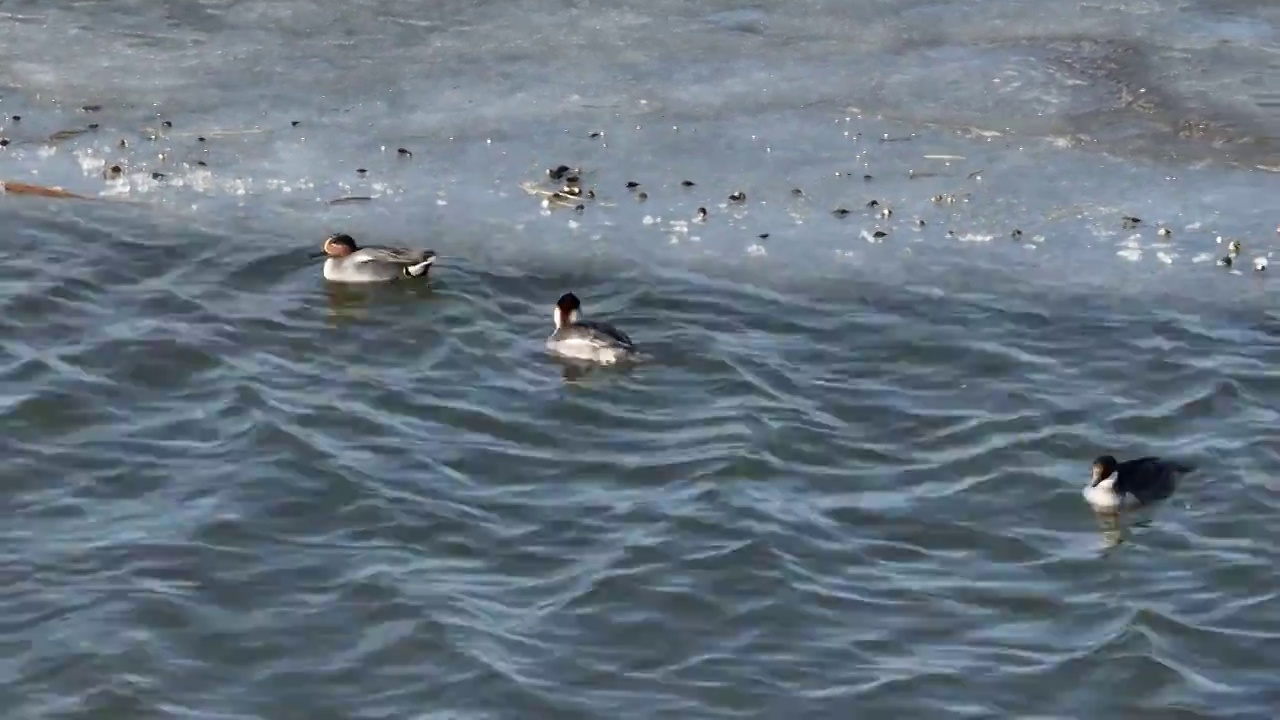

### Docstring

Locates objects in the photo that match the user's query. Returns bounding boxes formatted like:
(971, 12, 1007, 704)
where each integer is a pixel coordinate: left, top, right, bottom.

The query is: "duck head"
(311, 233, 359, 259)
(554, 292, 582, 329)
(1091, 455, 1118, 487)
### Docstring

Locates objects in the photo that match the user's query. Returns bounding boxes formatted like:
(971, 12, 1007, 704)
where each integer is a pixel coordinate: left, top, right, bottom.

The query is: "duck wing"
(1125, 456, 1164, 470)
(357, 246, 437, 266)
(1120, 456, 1192, 503)
(572, 320, 634, 348)
(1126, 456, 1195, 475)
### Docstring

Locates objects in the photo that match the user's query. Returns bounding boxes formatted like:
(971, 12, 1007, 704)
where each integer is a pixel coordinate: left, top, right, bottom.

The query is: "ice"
(0, 0, 1276, 309)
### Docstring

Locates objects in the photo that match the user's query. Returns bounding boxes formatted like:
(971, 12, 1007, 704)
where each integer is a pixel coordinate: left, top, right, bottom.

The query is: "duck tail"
(401, 257, 435, 278)
(1172, 460, 1196, 474)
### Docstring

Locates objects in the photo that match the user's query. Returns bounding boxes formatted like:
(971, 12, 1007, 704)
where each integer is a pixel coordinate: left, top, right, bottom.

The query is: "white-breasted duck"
(545, 292, 637, 365)
(311, 233, 436, 283)
(1082, 454, 1193, 511)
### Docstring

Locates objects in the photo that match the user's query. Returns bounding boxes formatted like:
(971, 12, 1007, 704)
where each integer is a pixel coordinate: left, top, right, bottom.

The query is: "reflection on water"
(321, 279, 438, 325)
(549, 355, 647, 385)
(1092, 507, 1128, 549)
(1091, 500, 1169, 551)
(555, 358, 599, 384)
(321, 282, 382, 326)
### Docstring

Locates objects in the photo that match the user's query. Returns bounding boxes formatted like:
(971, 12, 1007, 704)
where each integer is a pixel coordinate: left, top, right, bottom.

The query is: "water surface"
(2, 0, 1280, 717)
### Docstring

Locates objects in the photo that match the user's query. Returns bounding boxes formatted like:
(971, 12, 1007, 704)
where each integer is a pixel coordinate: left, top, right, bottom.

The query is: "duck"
(545, 292, 637, 365)
(311, 233, 436, 283)
(1082, 454, 1193, 511)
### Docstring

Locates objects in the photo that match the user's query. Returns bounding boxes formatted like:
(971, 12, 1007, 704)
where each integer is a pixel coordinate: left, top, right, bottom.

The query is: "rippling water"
(3, 0, 1280, 717)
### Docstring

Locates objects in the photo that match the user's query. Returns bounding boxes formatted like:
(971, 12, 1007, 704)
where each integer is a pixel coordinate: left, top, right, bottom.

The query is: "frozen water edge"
(5, 99, 1274, 256)
(1, 0, 1278, 310)
(1, 95, 1277, 314)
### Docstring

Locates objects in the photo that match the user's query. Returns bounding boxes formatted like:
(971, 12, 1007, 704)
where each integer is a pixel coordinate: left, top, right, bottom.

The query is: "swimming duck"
(1082, 455, 1193, 511)
(312, 233, 436, 283)
(545, 292, 637, 365)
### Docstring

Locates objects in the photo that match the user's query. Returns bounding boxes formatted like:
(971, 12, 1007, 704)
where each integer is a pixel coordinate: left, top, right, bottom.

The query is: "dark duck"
(1082, 455, 1194, 511)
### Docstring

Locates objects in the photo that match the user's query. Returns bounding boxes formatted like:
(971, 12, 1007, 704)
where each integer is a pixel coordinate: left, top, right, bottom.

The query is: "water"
(2, 0, 1280, 717)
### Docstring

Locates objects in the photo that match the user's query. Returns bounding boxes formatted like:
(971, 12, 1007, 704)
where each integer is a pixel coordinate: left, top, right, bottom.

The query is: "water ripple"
(3, 22, 1280, 719)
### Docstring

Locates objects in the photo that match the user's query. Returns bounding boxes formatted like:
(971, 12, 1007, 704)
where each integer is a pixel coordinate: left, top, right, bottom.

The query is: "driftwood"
(327, 195, 373, 205)
(0, 180, 89, 200)
(1, 179, 370, 206)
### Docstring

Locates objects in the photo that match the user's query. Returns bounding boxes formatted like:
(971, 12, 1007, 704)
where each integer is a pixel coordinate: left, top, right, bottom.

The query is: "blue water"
(2, 0, 1279, 717)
